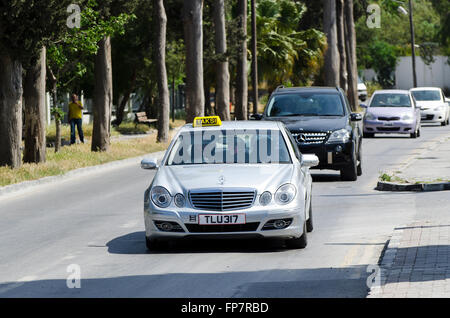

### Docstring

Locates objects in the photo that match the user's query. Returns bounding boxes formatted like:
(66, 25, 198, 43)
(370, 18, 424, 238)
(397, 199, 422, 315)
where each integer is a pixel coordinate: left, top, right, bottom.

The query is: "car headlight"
(275, 184, 296, 205)
(402, 114, 412, 120)
(364, 112, 375, 120)
(434, 106, 445, 112)
(174, 193, 186, 208)
(259, 191, 272, 206)
(151, 186, 172, 208)
(327, 129, 350, 144)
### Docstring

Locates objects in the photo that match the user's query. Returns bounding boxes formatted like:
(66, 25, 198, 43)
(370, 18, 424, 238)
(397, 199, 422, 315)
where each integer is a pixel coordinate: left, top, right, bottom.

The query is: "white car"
(141, 116, 319, 250)
(410, 87, 450, 126)
(358, 77, 368, 102)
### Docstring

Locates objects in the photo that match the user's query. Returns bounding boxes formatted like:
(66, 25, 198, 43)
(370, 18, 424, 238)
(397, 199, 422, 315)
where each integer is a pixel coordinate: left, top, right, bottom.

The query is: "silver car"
(141, 118, 319, 250)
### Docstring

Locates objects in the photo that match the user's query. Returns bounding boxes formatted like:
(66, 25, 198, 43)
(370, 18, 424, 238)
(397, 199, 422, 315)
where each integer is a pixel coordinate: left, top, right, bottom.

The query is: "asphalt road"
(1, 124, 450, 298)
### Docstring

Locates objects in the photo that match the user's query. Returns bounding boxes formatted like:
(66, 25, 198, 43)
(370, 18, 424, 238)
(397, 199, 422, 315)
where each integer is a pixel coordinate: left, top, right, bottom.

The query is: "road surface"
(1, 124, 450, 297)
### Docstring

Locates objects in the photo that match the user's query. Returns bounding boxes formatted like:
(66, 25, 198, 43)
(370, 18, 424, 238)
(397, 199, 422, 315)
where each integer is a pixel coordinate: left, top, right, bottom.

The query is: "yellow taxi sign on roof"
(193, 116, 222, 128)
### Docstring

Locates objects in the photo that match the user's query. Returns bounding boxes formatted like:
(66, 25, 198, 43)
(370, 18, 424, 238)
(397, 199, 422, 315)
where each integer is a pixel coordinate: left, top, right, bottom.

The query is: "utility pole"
(251, 0, 258, 115)
(408, 0, 417, 88)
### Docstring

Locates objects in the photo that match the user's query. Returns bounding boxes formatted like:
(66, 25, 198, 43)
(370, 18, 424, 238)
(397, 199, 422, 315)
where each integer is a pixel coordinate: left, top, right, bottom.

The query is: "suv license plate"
(198, 214, 246, 225)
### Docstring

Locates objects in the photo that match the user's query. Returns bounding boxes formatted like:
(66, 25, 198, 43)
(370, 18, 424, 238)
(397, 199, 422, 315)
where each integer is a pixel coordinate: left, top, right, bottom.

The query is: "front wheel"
(306, 202, 313, 232)
(341, 152, 358, 181)
(286, 222, 308, 249)
(441, 120, 446, 126)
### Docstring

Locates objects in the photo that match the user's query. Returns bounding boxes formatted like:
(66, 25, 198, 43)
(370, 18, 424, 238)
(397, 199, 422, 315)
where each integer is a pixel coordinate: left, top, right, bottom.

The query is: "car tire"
(357, 144, 362, 176)
(146, 237, 165, 251)
(417, 128, 421, 137)
(363, 132, 374, 138)
(341, 152, 358, 181)
(286, 222, 308, 249)
(410, 129, 418, 138)
(441, 120, 446, 126)
(306, 202, 313, 232)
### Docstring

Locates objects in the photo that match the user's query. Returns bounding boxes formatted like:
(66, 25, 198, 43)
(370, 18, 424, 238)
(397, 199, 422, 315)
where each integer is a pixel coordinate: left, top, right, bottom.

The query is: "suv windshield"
(266, 92, 344, 117)
(411, 90, 441, 102)
(166, 129, 292, 165)
(370, 93, 411, 107)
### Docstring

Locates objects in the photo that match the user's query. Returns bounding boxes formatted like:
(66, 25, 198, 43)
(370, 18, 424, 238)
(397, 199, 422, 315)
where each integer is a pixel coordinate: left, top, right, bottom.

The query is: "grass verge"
(1, 121, 186, 187)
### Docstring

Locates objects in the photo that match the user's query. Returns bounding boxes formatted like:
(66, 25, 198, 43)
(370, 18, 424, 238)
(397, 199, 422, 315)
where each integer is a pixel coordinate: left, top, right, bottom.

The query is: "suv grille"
(189, 189, 256, 211)
(291, 132, 329, 145)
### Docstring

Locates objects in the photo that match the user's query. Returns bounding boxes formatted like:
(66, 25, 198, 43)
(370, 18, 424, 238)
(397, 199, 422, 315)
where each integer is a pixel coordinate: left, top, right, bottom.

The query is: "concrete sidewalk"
(368, 221, 450, 298)
(377, 132, 450, 191)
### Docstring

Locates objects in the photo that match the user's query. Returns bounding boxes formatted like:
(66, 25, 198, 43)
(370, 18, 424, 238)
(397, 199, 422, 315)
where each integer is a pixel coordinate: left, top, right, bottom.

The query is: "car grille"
(378, 116, 400, 121)
(189, 189, 256, 211)
(422, 115, 434, 120)
(291, 132, 329, 145)
(377, 127, 401, 132)
(185, 223, 260, 233)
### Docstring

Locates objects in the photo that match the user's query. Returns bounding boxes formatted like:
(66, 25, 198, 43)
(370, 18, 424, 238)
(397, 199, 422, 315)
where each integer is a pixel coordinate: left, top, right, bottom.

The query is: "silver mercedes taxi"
(141, 116, 319, 250)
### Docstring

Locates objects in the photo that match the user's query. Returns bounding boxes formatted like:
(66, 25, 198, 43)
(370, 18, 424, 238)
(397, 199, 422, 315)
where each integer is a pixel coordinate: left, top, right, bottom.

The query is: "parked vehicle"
(358, 77, 368, 102)
(362, 89, 421, 138)
(253, 86, 363, 181)
(410, 87, 450, 126)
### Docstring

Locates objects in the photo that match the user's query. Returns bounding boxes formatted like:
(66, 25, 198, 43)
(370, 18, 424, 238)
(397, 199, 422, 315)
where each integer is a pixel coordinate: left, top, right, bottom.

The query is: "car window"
(370, 93, 412, 107)
(266, 92, 345, 117)
(166, 129, 292, 165)
(411, 90, 441, 102)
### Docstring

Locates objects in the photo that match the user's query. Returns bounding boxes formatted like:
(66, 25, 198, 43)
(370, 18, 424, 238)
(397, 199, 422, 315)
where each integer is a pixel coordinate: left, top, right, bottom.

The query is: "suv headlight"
(364, 112, 375, 120)
(275, 184, 296, 205)
(327, 129, 350, 144)
(434, 106, 445, 111)
(151, 186, 172, 208)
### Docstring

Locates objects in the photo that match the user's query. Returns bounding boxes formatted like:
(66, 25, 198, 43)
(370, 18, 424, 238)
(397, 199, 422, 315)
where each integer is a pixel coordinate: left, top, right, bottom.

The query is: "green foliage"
(256, 0, 326, 91)
(365, 41, 399, 88)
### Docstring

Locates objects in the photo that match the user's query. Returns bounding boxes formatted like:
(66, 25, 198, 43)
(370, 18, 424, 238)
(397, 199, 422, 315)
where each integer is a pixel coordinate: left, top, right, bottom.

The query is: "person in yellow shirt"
(68, 93, 84, 144)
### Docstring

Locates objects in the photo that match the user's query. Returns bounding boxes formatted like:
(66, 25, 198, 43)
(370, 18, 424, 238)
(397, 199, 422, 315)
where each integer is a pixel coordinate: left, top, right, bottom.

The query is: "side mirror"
(141, 158, 158, 170)
(250, 113, 263, 120)
(360, 103, 367, 109)
(350, 113, 363, 121)
(302, 154, 319, 168)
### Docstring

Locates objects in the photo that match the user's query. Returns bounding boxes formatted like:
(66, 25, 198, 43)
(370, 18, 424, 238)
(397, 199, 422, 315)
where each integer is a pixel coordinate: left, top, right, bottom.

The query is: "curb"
(0, 150, 166, 199)
(376, 181, 450, 192)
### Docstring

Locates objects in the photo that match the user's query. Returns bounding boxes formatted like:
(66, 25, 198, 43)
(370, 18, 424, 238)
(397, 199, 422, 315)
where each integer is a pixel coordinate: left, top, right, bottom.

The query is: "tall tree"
(213, 0, 230, 121)
(345, 0, 358, 110)
(92, 36, 113, 151)
(183, 0, 205, 123)
(235, 0, 248, 120)
(336, 0, 347, 92)
(23, 47, 47, 163)
(153, 0, 170, 143)
(323, 0, 340, 86)
(0, 53, 23, 168)
(250, 0, 258, 115)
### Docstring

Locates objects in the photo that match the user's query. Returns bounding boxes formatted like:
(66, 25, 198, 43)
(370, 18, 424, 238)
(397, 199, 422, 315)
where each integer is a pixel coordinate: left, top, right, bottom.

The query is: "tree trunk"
(92, 36, 113, 152)
(114, 70, 136, 126)
(154, 0, 170, 143)
(344, 0, 359, 111)
(204, 79, 212, 116)
(323, 0, 340, 87)
(235, 0, 248, 120)
(0, 53, 23, 168)
(183, 0, 205, 123)
(336, 0, 348, 93)
(47, 66, 61, 152)
(213, 0, 230, 121)
(250, 0, 258, 115)
(23, 47, 47, 163)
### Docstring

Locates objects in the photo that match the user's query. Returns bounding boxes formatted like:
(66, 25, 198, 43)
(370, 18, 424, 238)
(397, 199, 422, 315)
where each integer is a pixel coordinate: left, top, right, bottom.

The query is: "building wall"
(395, 56, 450, 90)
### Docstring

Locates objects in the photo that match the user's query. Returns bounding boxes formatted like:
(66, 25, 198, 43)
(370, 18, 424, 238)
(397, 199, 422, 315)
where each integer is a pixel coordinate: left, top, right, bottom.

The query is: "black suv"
(253, 86, 363, 181)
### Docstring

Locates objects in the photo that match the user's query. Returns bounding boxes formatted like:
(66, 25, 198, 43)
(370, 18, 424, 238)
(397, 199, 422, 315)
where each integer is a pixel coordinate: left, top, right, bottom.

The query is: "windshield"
(266, 92, 345, 117)
(370, 93, 411, 108)
(411, 90, 441, 102)
(166, 129, 292, 165)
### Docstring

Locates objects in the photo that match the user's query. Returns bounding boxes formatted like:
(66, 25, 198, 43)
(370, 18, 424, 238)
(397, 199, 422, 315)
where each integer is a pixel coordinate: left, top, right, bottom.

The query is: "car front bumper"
(144, 204, 305, 240)
(298, 141, 354, 170)
(420, 110, 446, 123)
(363, 120, 416, 134)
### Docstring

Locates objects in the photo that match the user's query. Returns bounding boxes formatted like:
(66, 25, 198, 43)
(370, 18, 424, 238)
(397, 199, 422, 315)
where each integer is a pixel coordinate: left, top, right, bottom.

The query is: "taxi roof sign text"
(193, 116, 222, 128)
